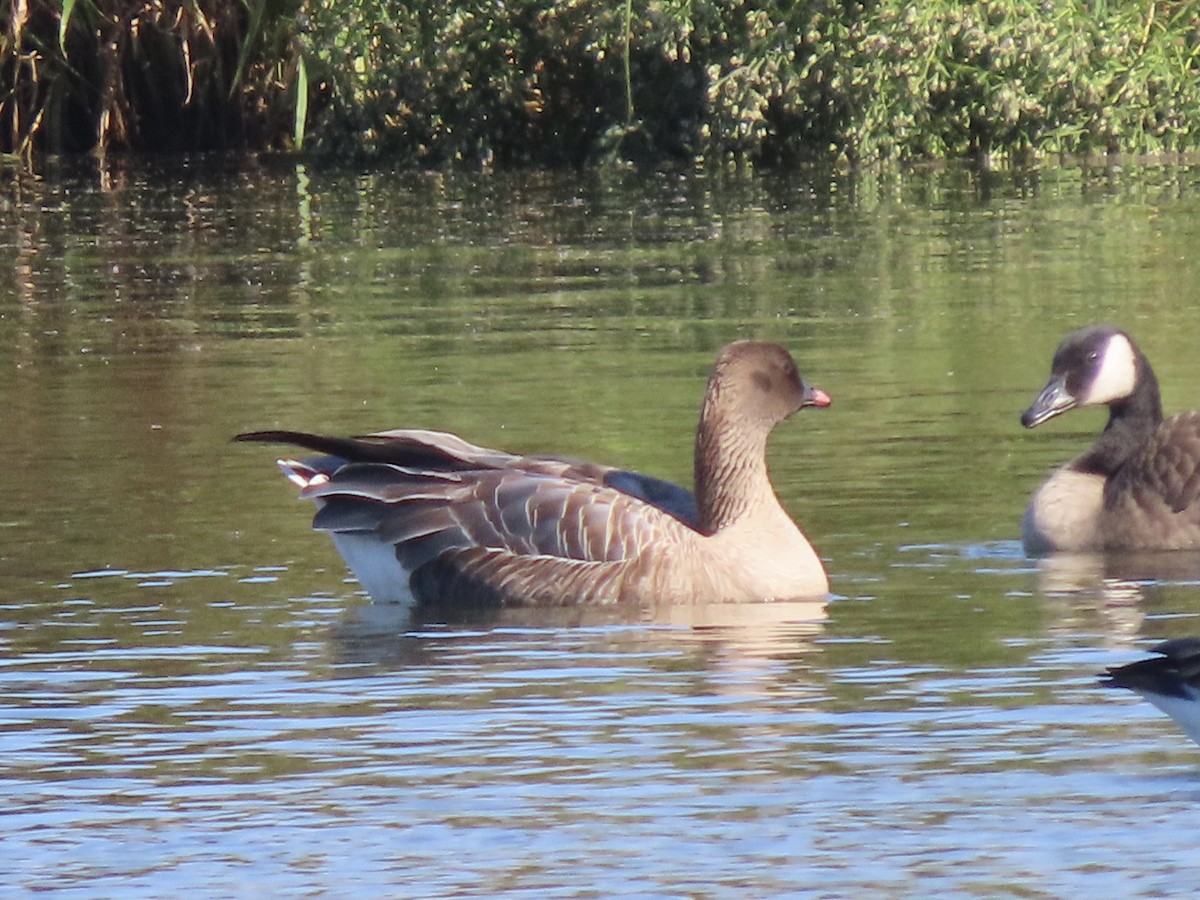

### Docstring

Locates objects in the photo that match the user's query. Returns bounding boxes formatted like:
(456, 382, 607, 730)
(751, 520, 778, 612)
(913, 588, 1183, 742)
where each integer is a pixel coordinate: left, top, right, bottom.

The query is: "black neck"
(1076, 351, 1163, 476)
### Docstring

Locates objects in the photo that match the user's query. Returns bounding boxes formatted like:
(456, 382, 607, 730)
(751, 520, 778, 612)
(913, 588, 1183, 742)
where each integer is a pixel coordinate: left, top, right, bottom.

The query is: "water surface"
(4, 160, 1200, 895)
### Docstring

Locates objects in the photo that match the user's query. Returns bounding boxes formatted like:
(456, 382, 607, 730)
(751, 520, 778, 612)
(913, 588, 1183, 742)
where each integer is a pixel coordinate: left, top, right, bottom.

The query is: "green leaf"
(230, 0, 268, 97)
(293, 54, 308, 150)
(59, 0, 77, 54)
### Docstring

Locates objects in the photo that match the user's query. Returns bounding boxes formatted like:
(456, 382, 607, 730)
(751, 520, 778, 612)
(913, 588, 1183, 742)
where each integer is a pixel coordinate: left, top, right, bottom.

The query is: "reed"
(2, 0, 304, 159)
(4, 1, 1199, 166)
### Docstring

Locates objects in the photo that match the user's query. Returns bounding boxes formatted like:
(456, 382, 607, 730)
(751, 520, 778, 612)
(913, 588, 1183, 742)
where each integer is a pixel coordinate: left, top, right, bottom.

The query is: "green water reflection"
(9, 161, 1200, 893)
(4, 159, 1200, 668)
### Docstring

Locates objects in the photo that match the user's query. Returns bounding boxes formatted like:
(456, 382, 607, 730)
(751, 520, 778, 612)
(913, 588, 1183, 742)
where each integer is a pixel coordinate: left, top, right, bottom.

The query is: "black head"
(1021, 324, 1144, 428)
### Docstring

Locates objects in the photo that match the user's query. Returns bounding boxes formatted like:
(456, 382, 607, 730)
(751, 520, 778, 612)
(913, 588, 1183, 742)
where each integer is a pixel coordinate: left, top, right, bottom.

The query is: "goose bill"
(803, 385, 832, 409)
(1021, 376, 1075, 428)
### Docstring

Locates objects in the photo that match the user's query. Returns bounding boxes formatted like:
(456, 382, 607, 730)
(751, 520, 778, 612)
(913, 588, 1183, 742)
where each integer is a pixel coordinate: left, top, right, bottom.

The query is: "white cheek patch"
(1082, 333, 1137, 405)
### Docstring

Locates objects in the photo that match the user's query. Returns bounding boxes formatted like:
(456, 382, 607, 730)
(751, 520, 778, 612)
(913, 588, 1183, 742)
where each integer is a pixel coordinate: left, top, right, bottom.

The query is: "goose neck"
(1082, 360, 1163, 475)
(694, 411, 774, 533)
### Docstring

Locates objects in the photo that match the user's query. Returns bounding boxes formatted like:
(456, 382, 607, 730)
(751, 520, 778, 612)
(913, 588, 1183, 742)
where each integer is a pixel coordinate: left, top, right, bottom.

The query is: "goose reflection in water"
(329, 595, 829, 692)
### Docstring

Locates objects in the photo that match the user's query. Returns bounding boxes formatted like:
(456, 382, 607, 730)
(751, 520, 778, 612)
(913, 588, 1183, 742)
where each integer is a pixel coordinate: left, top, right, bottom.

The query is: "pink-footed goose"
(1021, 323, 1200, 554)
(237, 341, 831, 606)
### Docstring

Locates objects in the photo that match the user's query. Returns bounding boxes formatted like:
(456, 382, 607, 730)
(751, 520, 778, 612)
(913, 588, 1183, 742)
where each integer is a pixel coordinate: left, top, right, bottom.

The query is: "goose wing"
(1101, 637, 1200, 747)
(297, 462, 700, 605)
(301, 462, 697, 569)
(1102, 637, 1200, 697)
(1106, 412, 1200, 518)
(236, 428, 523, 472)
(238, 428, 698, 527)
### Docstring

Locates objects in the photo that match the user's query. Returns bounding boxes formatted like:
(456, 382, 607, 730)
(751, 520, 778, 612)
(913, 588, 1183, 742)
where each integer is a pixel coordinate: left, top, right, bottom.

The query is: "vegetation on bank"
(4, 1, 1200, 167)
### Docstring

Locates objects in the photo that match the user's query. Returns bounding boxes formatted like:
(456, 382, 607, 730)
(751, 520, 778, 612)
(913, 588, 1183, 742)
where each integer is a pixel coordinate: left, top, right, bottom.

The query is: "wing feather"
(1106, 413, 1200, 544)
(246, 429, 704, 604)
(305, 463, 692, 563)
(244, 429, 699, 527)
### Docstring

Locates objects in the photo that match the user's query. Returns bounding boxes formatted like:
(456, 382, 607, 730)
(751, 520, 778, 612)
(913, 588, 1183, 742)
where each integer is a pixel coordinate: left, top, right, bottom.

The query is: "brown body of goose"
(237, 341, 831, 606)
(1020, 324, 1200, 554)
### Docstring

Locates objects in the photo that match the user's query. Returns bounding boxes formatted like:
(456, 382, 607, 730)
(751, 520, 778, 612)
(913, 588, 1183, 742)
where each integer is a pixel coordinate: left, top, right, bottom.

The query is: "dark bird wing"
(236, 428, 525, 471)
(236, 428, 705, 605)
(1101, 637, 1200, 697)
(237, 428, 699, 528)
(302, 463, 692, 566)
(1104, 413, 1200, 544)
(298, 461, 698, 605)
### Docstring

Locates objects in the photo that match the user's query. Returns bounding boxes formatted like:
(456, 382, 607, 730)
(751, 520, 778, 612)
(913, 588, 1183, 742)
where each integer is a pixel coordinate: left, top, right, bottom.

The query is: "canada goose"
(1020, 324, 1200, 554)
(1101, 638, 1200, 747)
(236, 341, 831, 606)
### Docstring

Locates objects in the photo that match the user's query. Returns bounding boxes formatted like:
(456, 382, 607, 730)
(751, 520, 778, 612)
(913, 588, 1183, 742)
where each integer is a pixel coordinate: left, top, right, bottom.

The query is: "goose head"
(1021, 324, 1145, 428)
(694, 341, 829, 533)
(703, 341, 831, 433)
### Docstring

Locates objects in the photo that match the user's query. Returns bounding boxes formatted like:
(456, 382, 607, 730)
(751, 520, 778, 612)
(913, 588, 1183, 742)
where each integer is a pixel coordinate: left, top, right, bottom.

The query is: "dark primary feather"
(1101, 637, 1200, 699)
(235, 429, 520, 472)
